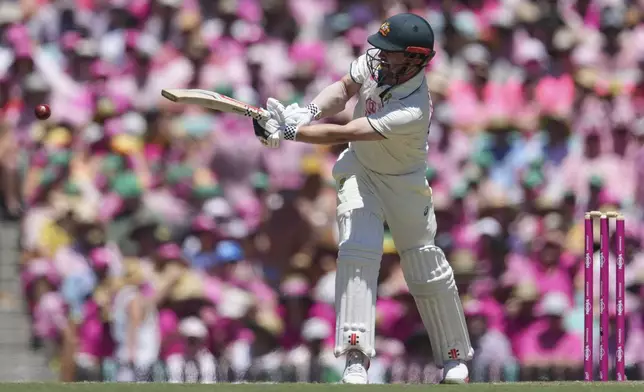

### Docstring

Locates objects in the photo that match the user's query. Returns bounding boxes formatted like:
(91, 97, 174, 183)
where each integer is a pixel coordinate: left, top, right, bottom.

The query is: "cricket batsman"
(253, 13, 473, 384)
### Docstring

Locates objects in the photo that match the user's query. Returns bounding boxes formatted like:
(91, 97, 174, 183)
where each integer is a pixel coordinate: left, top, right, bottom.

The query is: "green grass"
(0, 382, 643, 392)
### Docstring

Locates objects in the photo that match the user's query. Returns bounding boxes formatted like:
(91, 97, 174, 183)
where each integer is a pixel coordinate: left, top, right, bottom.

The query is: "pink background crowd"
(1, 0, 644, 383)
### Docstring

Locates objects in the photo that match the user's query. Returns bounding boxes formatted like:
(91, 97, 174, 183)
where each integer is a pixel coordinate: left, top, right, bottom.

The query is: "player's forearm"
(295, 124, 351, 144)
(311, 78, 353, 118)
(295, 123, 353, 144)
(295, 118, 383, 144)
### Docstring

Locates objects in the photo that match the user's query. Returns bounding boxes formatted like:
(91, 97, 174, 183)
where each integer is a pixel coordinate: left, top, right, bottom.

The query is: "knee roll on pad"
(337, 209, 384, 262)
(334, 209, 383, 358)
(400, 245, 474, 367)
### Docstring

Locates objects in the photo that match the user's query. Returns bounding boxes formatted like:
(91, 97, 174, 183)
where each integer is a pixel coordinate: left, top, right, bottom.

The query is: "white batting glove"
(253, 98, 319, 148)
(267, 100, 311, 129)
(283, 102, 322, 127)
(253, 98, 287, 148)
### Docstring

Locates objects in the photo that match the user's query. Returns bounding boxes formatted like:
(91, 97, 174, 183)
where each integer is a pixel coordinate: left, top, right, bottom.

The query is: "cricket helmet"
(366, 13, 436, 85)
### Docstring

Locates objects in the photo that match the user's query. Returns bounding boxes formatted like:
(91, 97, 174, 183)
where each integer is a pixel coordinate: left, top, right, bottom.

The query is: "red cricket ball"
(35, 104, 51, 120)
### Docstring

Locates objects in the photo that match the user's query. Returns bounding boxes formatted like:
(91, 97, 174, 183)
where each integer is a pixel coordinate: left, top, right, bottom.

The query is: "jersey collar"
(379, 71, 426, 103)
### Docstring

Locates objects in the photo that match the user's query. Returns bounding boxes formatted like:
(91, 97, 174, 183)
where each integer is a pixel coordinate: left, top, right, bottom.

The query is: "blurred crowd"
(2, 0, 644, 384)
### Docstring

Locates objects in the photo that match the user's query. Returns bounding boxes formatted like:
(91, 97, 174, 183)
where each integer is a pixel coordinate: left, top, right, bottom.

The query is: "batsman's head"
(366, 13, 435, 86)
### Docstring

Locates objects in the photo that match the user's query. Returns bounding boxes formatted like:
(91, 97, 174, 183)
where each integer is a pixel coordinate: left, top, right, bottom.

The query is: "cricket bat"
(161, 89, 270, 121)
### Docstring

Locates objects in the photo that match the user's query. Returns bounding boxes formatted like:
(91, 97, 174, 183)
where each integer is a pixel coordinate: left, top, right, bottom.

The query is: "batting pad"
(400, 245, 473, 367)
(334, 209, 384, 358)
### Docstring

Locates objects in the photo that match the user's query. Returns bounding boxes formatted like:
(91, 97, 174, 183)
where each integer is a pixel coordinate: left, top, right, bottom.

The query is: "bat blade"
(161, 89, 270, 120)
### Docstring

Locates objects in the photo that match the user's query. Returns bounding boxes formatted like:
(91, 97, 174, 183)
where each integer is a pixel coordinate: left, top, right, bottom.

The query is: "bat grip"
(258, 108, 271, 120)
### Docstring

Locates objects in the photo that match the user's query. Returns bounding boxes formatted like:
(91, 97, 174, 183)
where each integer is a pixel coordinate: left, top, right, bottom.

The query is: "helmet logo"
(379, 22, 391, 36)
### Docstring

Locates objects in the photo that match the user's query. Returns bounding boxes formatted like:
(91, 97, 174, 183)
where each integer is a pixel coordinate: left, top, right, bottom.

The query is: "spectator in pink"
(515, 292, 583, 380)
(166, 317, 217, 383)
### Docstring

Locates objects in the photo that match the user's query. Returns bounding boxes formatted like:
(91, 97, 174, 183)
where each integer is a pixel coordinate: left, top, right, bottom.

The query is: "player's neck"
(381, 71, 422, 87)
(396, 74, 417, 85)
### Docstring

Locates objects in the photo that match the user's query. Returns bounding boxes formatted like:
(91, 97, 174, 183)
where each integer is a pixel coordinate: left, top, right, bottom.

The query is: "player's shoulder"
(384, 82, 430, 118)
(349, 54, 370, 85)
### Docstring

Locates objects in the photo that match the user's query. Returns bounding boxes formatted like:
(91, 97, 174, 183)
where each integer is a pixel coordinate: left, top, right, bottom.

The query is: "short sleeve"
(349, 54, 370, 85)
(367, 101, 424, 139)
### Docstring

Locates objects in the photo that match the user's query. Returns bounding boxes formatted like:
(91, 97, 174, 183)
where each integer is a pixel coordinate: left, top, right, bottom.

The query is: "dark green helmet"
(368, 13, 435, 53)
(366, 13, 436, 86)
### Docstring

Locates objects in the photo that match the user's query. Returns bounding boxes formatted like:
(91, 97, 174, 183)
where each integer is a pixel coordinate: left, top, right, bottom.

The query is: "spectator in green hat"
(180, 113, 215, 139)
(192, 183, 221, 200)
(164, 163, 194, 199)
(450, 183, 469, 224)
(26, 165, 69, 207)
(62, 180, 81, 196)
(471, 150, 495, 182)
(188, 183, 221, 209)
(587, 174, 604, 212)
(165, 163, 194, 184)
(112, 172, 143, 205)
(127, 208, 171, 259)
(103, 172, 144, 254)
(251, 171, 270, 199)
(101, 154, 126, 176)
(48, 150, 72, 167)
(520, 169, 545, 213)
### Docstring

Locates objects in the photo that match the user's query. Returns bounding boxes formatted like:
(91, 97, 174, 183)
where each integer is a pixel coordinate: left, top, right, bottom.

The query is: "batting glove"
(253, 98, 315, 147)
(252, 98, 282, 148)
(282, 102, 322, 128)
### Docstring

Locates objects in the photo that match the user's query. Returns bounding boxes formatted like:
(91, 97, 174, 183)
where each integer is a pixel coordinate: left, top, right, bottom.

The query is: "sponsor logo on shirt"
(365, 98, 379, 116)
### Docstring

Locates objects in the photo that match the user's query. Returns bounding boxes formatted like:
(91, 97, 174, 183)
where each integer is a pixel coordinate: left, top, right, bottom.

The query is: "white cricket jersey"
(348, 54, 433, 175)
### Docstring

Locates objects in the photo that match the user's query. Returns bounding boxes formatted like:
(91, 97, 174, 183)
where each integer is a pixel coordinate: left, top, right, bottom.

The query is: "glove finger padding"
(285, 103, 299, 113)
(283, 103, 302, 116)
(266, 98, 286, 124)
(283, 107, 313, 128)
(266, 97, 284, 111)
(267, 132, 281, 148)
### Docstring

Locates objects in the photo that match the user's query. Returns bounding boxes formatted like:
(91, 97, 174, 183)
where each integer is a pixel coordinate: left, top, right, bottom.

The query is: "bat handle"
(258, 108, 271, 121)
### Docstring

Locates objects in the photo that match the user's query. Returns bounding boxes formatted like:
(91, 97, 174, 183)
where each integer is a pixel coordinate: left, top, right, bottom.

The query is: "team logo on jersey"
(379, 22, 391, 36)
